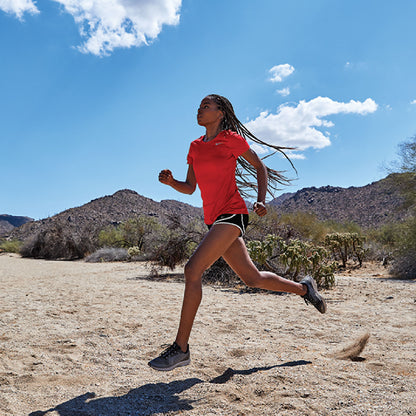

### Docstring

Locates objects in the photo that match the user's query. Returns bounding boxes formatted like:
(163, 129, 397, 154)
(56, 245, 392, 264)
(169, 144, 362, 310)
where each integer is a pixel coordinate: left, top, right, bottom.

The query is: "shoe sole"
(309, 277, 327, 314)
(149, 358, 191, 371)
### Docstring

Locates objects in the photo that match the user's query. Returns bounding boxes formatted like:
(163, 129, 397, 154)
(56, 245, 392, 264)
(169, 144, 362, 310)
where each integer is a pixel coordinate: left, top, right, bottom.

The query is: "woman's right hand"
(159, 169, 174, 185)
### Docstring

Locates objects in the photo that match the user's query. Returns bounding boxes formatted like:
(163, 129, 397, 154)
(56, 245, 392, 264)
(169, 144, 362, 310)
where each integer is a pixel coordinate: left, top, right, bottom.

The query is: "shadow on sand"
(29, 378, 203, 416)
(209, 360, 312, 384)
(29, 360, 311, 416)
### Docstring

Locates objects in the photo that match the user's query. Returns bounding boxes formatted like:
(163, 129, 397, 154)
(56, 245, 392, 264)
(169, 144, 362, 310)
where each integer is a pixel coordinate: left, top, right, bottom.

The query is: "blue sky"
(1, 0, 415, 220)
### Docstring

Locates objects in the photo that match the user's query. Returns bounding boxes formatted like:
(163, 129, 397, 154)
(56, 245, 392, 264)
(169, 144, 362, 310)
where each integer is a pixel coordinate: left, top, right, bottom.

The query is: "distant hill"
(270, 174, 408, 228)
(0, 215, 33, 237)
(9, 189, 203, 241)
(7, 174, 409, 241)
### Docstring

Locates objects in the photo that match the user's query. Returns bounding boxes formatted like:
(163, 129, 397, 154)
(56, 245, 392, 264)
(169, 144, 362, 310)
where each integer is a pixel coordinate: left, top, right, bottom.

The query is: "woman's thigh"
(222, 237, 260, 285)
(185, 224, 241, 279)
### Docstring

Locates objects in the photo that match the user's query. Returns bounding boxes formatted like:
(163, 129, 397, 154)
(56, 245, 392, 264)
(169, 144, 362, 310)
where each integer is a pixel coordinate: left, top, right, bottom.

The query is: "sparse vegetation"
(127, 246, 142, 259)
(85, 247, 129, 263)
(88, 214, 205, 270)
(389, 216, 416, 279)
(20, 222, 97, 260)
(203, 257, 239, 287)
(147, 216, 205, 270)
(324, 232, 366, 268)
(247, 234, 336, 288)
(98, 217, 162, 250)
(0, 239, 23, 253)
(385, 135, 416, 278)
(12, 152, 414, 281)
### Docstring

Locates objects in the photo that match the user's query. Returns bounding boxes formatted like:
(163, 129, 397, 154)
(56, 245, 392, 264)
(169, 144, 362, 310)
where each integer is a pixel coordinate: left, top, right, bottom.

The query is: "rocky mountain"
(6, 174, 409, 241)
(270, 174, 408, 228)
(0, 215, 33, 237)
(9, 189, 203, 241)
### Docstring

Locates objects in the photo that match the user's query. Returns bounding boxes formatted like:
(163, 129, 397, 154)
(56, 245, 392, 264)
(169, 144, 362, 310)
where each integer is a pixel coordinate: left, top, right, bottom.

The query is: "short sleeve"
(187, 143, 194, 164)
(226, 131, 250, 158)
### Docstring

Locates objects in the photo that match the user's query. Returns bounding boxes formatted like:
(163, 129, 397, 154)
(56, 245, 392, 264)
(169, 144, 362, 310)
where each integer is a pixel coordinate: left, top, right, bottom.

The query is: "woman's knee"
(240, 271, 263, 288)
(184, 260, 205, 283)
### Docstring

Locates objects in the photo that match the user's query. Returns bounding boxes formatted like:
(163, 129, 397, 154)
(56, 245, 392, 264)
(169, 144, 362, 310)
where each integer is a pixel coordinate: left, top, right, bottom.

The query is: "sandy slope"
(0, 253, 415, 415)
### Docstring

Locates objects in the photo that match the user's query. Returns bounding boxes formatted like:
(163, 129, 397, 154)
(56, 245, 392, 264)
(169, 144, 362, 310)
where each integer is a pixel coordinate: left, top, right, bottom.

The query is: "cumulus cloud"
(411, 99, 416, 105)
(277, 87, 290, 97)
(0, 0, 39, 19)
(52, 0, 182, 56)
(245, 96, 378, 157)
(268, 64, 294, 83)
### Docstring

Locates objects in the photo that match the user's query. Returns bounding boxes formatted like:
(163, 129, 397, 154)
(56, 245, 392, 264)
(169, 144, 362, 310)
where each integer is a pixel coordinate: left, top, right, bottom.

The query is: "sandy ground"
(0, 253, 415, 416)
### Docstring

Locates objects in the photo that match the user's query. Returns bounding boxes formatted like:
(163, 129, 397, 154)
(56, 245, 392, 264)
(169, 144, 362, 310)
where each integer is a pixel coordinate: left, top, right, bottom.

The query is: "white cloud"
(411, 99, 416, 105)
(277, 87, 290, 97)
(245, 96, 378, 155)
(52, 0, 182, 56)
(344, 61, 368, 71)
(268, 64, 294, 83)
(0, 0, 39, 19)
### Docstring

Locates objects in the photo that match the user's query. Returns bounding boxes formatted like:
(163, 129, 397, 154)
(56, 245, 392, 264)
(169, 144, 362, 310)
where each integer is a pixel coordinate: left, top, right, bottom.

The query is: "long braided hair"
(206, 94, 296, 199)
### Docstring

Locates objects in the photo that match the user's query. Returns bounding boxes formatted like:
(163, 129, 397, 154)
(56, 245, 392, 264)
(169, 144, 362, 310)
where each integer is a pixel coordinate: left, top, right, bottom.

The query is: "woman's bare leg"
(174, 224, 241, 351)
(222, 237, 307, 294)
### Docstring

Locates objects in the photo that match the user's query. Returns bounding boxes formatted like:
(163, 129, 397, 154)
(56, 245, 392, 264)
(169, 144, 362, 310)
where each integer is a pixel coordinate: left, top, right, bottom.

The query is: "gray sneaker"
(148, 342, 190, 371)
(300, 275, 327, 314)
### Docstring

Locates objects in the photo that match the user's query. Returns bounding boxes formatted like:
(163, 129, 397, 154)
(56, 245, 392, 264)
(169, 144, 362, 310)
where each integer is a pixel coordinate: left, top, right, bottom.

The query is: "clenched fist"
(253, 201, 267, 217)
(159, 169, 174, 185)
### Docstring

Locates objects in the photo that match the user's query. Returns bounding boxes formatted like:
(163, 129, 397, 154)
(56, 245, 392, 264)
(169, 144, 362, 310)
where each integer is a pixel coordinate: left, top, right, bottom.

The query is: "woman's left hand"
(253, 201, 267, 217)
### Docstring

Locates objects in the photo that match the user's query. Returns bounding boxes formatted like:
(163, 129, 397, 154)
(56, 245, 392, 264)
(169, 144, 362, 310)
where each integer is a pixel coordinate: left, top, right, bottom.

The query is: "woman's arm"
(241, 148, 268, 216)
(158, 164, 197, 195)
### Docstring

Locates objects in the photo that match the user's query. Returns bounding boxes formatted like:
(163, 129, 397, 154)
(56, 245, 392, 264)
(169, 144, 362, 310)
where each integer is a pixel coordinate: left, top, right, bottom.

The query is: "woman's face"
(197, 97, 223, 127)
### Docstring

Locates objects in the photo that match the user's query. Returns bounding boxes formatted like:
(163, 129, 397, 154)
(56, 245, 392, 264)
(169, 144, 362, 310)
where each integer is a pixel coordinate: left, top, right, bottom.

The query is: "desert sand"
(0, 253, 415, 415)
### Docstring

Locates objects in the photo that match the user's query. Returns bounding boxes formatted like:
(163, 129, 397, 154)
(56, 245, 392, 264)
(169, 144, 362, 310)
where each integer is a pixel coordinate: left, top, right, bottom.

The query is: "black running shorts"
(207, 213, 249, 237)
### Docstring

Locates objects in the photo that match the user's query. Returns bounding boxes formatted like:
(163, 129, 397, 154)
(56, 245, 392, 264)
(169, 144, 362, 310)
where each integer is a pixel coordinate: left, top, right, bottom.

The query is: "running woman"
(148, 94, 326, 371)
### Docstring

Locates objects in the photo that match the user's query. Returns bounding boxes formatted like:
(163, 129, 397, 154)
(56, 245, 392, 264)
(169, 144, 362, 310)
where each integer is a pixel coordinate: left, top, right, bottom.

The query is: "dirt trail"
(0, 254, 415, 415)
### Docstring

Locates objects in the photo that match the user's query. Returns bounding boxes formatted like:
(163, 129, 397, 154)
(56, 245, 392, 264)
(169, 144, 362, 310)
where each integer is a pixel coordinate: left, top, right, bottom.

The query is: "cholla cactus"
(324, 232, 366, 267)
(247, 234, 336, 288)
(127, 246, 142, 258)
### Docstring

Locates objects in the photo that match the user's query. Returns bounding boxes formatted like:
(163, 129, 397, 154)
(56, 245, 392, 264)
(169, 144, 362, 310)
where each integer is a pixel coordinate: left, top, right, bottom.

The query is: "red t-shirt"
(187, 130, 250, 224)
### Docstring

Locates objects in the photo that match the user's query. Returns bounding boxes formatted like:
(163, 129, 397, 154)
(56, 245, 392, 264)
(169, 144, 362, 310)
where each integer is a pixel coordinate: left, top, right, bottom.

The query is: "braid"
(206, 94, 296, 199)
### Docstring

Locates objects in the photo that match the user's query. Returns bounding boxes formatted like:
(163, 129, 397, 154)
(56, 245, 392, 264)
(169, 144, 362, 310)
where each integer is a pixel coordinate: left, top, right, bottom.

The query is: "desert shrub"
(385, 135, 416, 278)
(365, 222, 404, 263)
(149, 232, 193, 270)
(85, 247, 129, 263)
(98, 226, 124, 248)
(202, 257, 240, 286)
(324, 232, 366, 268)
(390, 249, 416, 279)
(148, 216, 205, 270)
(247, 210, 315, 242)
(0, 239, 23, 253)
(278, 211, 331, 243)
(389, 216, 416, 279)
(247, 234, 336, 288)
(247, 209, 362, 246)
(20, 223, 97, 260)
(98, 216, 162, 250)
(127, 246, 142, 258)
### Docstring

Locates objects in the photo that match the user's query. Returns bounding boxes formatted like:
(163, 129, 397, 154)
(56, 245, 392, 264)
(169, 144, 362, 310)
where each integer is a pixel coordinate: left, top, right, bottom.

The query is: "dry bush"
(0, 239, 22, 253)
(98, 216, 162, 250)
(148, 232, 196, 270)
(85, 247, 129, 263)
(390, 250, 416, 279)
(202, 258, 240, 287)
(148, 215, 205, 271)
(20, 223, 97, 260)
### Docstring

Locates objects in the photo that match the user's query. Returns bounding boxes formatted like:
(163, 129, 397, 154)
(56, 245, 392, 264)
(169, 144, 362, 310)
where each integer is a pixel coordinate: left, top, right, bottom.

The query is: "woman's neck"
(204, 126, 222, 142)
